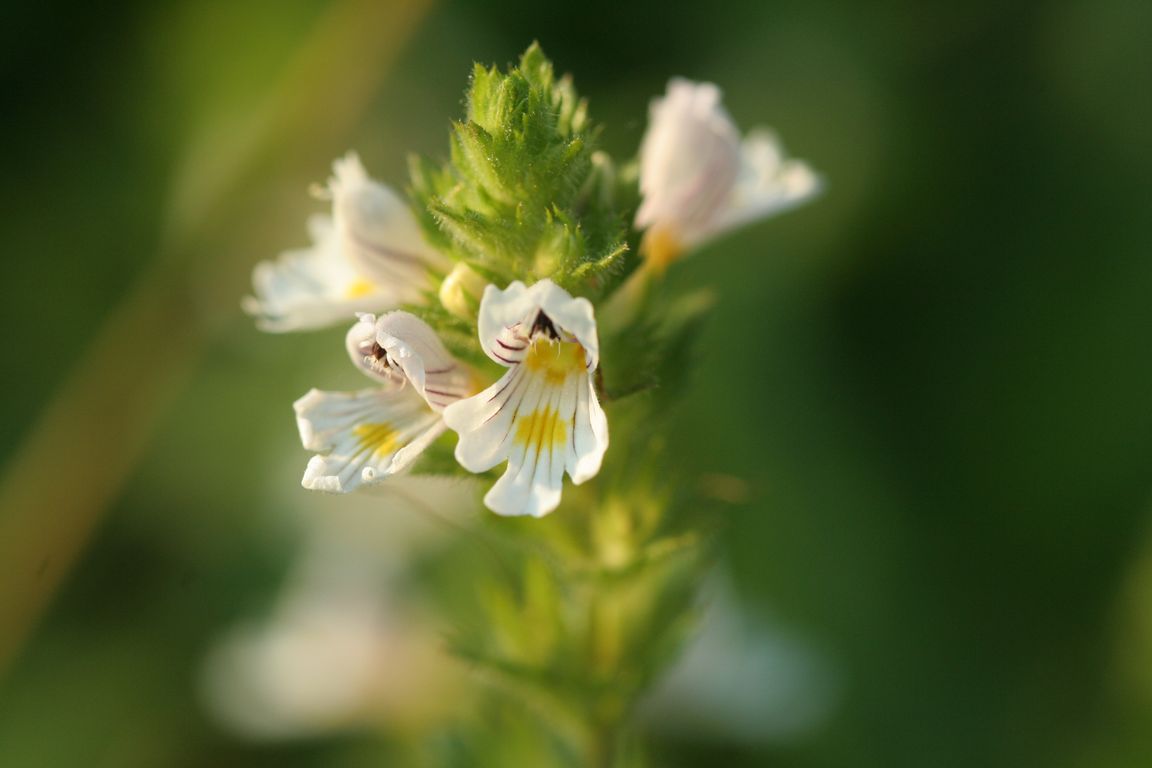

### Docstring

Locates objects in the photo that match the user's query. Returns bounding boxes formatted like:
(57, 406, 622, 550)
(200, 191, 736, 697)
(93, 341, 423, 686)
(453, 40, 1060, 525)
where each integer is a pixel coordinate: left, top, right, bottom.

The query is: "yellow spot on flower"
(514, 407, 568, 451)
(523, 338, 586, 385)
(344, 277, 377, 299)
(641, 226, 683, 273)
(353, 422, 397, 457)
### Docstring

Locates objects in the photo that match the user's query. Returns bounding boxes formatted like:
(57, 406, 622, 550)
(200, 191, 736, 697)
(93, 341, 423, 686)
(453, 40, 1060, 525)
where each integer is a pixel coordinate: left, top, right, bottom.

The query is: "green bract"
(409, 43, 628, 298)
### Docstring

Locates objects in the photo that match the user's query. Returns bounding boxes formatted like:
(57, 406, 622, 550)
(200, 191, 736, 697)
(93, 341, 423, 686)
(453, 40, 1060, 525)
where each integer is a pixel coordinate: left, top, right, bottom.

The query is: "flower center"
(356, 338, 400, 380)
(531, 311, 560, 339)
(344, 276, 377, 299)
(523, 337, 586, 385)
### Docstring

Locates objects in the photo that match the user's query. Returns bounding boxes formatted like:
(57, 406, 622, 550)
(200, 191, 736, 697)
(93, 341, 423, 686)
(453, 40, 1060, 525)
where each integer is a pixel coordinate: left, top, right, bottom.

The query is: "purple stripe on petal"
(424, 388, 460, 399)
(492, 351, 520, 365)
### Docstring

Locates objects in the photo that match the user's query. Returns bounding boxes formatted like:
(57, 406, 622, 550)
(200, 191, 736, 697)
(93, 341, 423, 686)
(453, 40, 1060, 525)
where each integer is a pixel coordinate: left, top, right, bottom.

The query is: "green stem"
(592, 720, 617, 768)
(586, 496, 627, 768)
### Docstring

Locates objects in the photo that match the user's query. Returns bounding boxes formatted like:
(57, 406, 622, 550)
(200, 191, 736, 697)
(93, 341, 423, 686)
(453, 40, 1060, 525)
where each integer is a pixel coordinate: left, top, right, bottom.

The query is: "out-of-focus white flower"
(203, 590, 401, 739)
(642, 577, 838, 745)
(201, 482, 467, 740)
(296, 312, 471, 492)
(244, 153, 449, 332)
(443, 279, 608, 517)
(635, 79, 820, 267)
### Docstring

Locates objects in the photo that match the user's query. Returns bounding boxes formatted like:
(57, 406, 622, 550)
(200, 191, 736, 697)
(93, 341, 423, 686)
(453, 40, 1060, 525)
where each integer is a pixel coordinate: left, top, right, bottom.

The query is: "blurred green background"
(1, 0, 1150, 766)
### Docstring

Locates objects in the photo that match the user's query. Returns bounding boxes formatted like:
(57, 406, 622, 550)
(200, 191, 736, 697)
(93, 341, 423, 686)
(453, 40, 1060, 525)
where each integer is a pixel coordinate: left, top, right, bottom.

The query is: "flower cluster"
(246, 47, 818, 518)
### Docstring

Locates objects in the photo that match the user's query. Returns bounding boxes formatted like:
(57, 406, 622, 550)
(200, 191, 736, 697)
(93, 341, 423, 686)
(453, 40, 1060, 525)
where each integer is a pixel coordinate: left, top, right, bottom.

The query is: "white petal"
(476, 281, 537, 367)
(527, 280, 600, 368)
(444, 345, 608, 516)
(387, 419, 448, 476)
(477, 280, 599, 368)
(444, 365, 534, 474)
(294, 387, 441, 493)
(344, 313, 404, 386)
(484, 440, 563, 518)
(330, 153, 449, 295)
(374, 311, 472, 411)
(488, 324, 530, 366)
(480, 368, 567, 518)
(481, 370, 606, 517)
(710, 129, 822, 236)
(243, 215, 397, 333)
(569, 375, 609, 484)
(635, 79, 742, 245)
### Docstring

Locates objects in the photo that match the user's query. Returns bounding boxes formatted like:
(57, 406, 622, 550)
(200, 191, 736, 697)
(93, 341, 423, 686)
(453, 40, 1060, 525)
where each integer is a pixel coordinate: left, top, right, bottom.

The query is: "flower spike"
(635, 79, 820, 268)
(244, 153, 448, 332)
(443, 280, 609, 518)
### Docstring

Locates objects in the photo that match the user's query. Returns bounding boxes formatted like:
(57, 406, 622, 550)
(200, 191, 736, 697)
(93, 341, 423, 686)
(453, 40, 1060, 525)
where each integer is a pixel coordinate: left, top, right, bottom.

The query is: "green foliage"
(408, 43, 628, 298)
(599, 283, 717, 402)
(411, 425, 718, 765)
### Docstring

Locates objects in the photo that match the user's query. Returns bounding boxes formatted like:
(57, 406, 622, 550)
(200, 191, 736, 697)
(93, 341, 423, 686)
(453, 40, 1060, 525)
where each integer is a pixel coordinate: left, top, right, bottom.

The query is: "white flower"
(202, 480, 467, 739)
(635, 79, 820, 267)
(244, 153, 449, 332)
(443, 279, 609, 517)
(295, 312, 471, 492)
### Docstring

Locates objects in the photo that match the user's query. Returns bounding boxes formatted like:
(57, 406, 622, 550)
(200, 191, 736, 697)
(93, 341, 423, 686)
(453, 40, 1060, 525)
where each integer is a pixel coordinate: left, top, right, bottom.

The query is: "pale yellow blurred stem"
(588, 595, 623, 768)
(598, 258, 662, 345)
(583, 497, 640, 768)
(0, 0, 435, 678)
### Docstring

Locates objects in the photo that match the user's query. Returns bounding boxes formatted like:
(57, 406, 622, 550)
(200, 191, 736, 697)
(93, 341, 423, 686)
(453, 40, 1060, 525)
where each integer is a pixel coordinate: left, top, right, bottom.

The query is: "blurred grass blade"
(0, 0, 434, 679)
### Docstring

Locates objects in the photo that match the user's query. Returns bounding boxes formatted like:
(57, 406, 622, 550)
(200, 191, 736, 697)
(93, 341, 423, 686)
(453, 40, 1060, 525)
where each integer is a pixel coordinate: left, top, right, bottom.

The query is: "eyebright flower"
(443, 279, 609, 518)
(244, 153, 449, 332)
(295, 312, 471, 492)
(634, 78, 820, 268)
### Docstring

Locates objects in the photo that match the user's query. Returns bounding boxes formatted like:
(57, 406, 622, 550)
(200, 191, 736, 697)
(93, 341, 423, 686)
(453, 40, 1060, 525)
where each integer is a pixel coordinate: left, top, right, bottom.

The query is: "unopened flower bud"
(438, 262, 487, 321)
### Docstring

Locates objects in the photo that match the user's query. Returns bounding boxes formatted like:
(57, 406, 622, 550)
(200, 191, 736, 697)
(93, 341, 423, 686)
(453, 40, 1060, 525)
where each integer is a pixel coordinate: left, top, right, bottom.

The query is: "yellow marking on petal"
(464, 369, 490, 397)
(514, 407, 569, 451)
(640, 226, 684, 273)
(344, 276, 377, 299)
(352, 422, 398, 457)
(523, 337, 586, 386)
